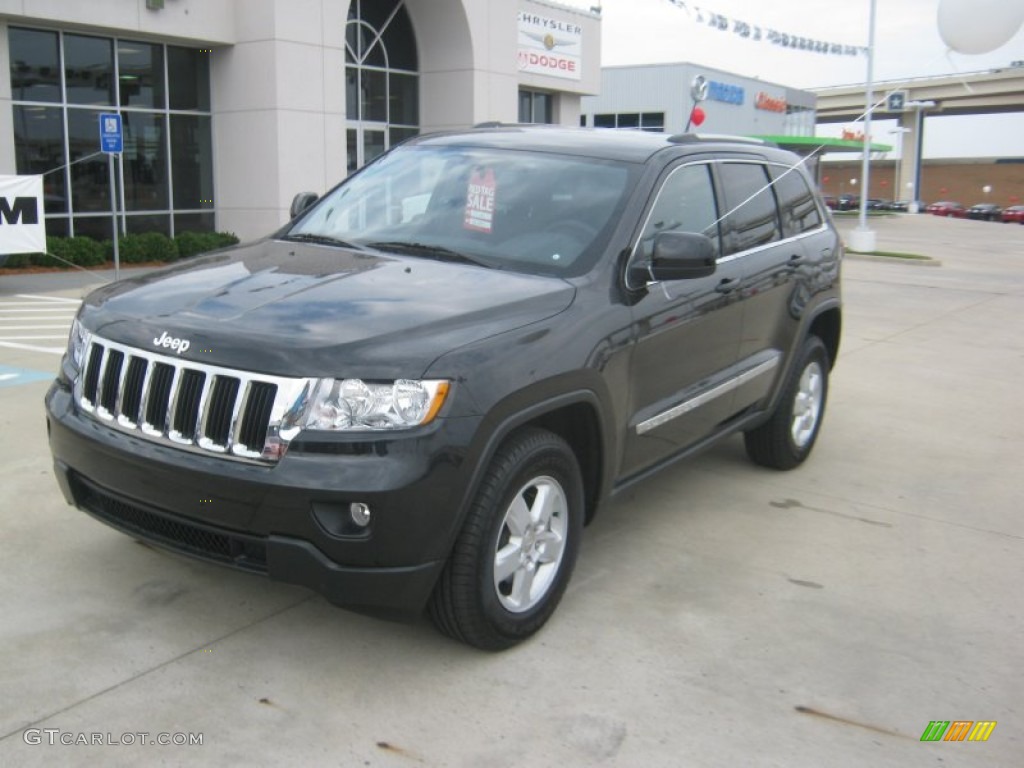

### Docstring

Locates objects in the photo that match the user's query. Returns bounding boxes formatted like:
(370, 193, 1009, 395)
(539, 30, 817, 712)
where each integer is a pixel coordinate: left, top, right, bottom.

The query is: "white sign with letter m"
(0, 175, 46, 254)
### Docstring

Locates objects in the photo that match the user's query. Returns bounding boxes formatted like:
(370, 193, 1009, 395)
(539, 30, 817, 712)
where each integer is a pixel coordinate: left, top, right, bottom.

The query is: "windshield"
(286, 144, 636, 276)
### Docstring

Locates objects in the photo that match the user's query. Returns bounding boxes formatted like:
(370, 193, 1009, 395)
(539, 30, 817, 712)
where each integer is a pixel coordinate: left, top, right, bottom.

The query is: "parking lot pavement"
(1, 215, 1022, 766)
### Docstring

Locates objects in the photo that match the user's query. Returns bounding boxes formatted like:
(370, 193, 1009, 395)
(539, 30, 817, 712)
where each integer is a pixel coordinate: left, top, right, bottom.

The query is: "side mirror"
(289, 192, 319, 219)
(629, 231, 717, 285)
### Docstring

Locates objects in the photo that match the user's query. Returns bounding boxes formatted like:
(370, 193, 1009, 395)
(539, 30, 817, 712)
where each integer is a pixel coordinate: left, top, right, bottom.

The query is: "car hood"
(80, 239, 576, 378)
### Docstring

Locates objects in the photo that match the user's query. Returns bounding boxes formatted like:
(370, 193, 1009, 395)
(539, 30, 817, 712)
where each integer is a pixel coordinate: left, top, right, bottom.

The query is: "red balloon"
(691, 106, 706, 127)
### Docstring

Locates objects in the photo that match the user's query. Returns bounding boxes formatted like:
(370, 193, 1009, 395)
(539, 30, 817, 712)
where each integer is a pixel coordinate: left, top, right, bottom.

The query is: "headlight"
(67, 318, 90, 372)
(301, 378, 449, 431)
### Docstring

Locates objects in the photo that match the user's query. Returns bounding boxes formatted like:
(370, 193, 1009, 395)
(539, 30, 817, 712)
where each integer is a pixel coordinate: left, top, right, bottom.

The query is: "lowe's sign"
(707, 80, 745, 106)
(0, 175, 46, 254)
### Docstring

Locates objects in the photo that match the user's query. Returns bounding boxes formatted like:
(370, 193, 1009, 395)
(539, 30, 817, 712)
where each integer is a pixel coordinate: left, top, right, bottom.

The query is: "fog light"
(349, 502, 372, 528)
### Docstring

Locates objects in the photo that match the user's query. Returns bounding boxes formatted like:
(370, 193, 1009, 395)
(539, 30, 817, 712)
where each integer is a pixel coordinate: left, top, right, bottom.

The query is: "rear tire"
(744, 335, 829, 470)
(429, 427, 583, 650)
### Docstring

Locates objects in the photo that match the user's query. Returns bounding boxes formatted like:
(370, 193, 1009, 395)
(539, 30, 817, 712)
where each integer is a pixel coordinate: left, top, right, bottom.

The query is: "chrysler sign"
(517, 13, 582, 81)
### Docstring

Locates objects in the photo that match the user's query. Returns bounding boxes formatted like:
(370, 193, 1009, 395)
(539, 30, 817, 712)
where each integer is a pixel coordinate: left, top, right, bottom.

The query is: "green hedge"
(1, 231, 240, 270)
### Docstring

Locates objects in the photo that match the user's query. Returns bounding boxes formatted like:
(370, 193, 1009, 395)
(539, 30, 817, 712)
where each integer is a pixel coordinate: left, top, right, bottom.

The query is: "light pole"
(848, 0, 878, 253)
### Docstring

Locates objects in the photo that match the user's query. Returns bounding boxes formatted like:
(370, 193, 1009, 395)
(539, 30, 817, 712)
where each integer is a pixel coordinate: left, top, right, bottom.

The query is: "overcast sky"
(556, 0, 1024, 157)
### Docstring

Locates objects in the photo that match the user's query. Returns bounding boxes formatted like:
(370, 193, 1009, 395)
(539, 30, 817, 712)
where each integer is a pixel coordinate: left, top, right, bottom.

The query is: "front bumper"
(45, 378, 477, 619)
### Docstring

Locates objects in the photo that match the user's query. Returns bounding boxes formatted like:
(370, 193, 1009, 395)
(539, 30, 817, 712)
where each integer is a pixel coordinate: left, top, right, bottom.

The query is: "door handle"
(715, 277, 740, 294)
(787, 254, 807, 267)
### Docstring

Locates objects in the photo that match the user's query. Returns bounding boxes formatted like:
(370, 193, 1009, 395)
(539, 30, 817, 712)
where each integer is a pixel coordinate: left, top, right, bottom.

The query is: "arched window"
(345, 0, 419, 173)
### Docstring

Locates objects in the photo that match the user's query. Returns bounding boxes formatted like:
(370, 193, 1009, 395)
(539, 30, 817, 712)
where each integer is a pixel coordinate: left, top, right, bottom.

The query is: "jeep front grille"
(75, 333, 314, 463)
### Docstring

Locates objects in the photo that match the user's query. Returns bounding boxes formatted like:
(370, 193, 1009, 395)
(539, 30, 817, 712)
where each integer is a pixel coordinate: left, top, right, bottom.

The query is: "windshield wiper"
(367, 241, 491, 268)
(281, 233, 364, 250)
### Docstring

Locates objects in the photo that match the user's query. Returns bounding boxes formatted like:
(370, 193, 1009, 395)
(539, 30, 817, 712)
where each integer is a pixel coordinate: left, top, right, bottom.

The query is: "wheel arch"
(808, 304, 841, 369)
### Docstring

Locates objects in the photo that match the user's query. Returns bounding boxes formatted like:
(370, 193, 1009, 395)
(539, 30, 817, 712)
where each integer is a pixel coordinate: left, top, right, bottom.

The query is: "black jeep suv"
(46, 126, 842, 650)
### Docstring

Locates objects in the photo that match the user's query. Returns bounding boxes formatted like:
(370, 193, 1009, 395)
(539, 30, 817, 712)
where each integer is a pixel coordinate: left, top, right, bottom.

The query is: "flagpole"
(849, 0, 878, 253)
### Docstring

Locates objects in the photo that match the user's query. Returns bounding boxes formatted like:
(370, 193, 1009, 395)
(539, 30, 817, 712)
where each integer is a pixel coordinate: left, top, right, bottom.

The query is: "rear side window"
(718, 162, 782, 255)
(635, 163, 721, 260)
(770, 165, 823, 237)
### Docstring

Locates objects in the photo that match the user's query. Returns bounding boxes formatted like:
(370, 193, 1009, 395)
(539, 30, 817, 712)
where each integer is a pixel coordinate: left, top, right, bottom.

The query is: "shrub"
(1, 230, 239, 270)
(175, 230, 240, 259)
(114, 232, 179, 264)
(47, 236, 106, 267)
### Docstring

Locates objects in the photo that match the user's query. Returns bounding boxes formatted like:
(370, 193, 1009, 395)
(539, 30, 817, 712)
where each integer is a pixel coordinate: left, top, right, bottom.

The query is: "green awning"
(752, 135, 893, 153)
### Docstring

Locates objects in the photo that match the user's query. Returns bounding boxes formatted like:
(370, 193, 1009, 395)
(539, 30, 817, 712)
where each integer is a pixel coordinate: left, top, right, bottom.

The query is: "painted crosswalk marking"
(0, 294, 81, 355)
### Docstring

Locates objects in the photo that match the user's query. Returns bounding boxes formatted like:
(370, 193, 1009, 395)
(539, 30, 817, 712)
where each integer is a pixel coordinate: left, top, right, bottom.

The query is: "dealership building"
(0, 0, 600, 243)
(580, 63, 817, 138)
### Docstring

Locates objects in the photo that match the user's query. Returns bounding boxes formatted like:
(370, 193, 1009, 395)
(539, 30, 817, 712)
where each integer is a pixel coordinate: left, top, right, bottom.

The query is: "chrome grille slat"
(75, 333, 313, 464)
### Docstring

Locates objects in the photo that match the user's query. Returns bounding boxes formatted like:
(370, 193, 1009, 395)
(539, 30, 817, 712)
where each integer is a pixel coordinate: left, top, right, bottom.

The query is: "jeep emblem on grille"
(153, 331, 191, 355)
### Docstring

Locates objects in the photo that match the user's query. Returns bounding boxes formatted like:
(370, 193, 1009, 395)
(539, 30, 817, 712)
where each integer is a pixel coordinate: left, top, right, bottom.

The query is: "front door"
(621, 160, 745, 478)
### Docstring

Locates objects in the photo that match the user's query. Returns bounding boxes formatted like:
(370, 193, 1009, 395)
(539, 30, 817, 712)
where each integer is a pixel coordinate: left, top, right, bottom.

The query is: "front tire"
(744, 335, 830, 470)
(429, 427, 584, 650)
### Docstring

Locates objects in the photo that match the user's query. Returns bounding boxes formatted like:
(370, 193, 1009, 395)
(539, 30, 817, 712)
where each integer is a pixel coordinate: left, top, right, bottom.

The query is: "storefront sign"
(755, 92, 787, 113)
(517, 13, 582, 81)
(0, 175, 46, 254)
(707, 80, 744, 105)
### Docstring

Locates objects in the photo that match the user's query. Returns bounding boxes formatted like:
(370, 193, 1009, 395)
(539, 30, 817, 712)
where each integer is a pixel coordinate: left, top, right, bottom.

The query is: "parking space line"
(0, 340, 64, 354)
(15, 294, 82, 304)
(0, 296, 79, 357)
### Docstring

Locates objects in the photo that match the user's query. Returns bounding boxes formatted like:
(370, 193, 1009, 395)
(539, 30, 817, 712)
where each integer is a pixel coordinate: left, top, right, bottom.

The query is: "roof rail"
(667, 133, 770, 146)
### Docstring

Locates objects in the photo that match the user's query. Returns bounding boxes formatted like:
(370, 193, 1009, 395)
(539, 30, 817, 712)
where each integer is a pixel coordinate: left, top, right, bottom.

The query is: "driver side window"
(636, 163, 721, 260)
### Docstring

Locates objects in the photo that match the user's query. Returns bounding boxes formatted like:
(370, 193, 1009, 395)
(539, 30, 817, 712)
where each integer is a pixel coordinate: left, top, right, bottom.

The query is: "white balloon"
(937, 0, 1024, 54)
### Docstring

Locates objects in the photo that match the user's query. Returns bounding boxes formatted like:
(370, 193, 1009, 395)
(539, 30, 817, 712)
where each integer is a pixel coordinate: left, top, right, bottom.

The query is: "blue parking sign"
(99, 112, 123, 153)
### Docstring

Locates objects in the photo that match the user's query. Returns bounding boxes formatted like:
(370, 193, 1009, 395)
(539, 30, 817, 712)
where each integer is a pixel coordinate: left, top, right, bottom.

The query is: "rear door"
(715, 159, 830, 414)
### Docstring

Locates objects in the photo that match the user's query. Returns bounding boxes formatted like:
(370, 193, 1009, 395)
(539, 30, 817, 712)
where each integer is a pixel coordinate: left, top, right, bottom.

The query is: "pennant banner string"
(664, 0, 869, 56)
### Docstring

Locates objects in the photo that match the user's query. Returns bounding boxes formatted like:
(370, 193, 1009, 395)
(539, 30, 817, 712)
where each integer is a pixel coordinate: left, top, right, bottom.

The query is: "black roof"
(408, 124, 787, 165)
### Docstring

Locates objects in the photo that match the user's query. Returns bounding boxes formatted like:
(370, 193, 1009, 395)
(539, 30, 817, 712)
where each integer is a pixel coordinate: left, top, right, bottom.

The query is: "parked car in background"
(967, 203, 1002, 221)
(835, 194, 859, 211)
(866, 198, 888, 211)
(823, 195, 838, 210)
(999, 205, 1024, 224)
(926, 201, 967, 218)
(887, 200, 926, 213)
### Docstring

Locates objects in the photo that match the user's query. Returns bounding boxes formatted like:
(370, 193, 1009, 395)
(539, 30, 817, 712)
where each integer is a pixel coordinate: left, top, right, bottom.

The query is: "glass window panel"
(73, 215, 115, 241)
(770, 166, 822, 236)
(167, 46, 210, 111)
(67, 109, 114, 212)
(534, 93, 553, 124)
(593, 114, 615, 128)
(638, 164, 720, 260)
(347, 129, 358, 175)
(64, 34, 114, 106)
(641, 113, 664, 131)
(44, 217, 70, 238)
(9, 28, 61, 103)
(119, 41, 165, 109)
(361, 69, 387, 122)
(363, 130, 386, 166)
(346, 68, 359, 118)
(382, 7, 417, 71)
(362, 37, 386, 68)
(13, 106, 68, 214)
(389, 127, 418, 148)
(170, 115, 214, 210)
(519, 91, 532, 123)
(125, 214, 170, 236)
(617, 113, 640, 129)
(719, 163, 783, 254)
(389, 73, 418, 125)
(122, 112, 169, 211)
(174, 212, 215, 235)
(359, 0, 394, 35)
